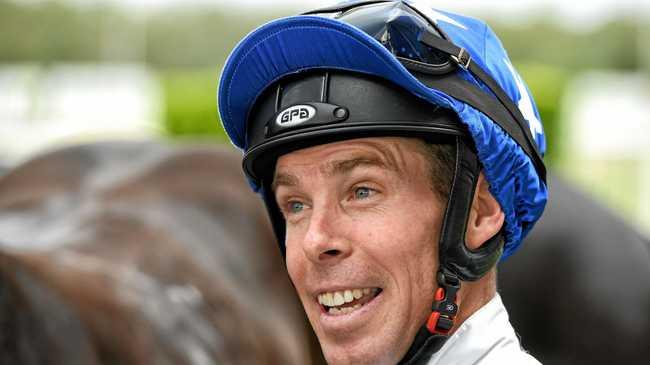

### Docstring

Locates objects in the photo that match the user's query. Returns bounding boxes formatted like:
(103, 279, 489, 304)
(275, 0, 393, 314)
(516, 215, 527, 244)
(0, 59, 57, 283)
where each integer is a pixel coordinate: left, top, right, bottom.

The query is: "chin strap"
(398, 137, 503, 365)
(397, 271, 461, 365)
(426, 271, 461, 336)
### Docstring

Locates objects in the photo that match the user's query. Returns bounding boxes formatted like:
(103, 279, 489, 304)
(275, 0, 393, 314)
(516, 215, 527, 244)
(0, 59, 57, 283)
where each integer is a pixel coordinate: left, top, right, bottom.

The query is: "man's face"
(273, 137, 444, 365)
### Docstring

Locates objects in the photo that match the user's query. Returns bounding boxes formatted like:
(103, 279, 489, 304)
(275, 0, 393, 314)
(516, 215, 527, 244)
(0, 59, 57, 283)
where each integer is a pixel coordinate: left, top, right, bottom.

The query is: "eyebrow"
(324, 157, 394, 177)
(272, 172, 299, 192)
(272, 155, 397, 192)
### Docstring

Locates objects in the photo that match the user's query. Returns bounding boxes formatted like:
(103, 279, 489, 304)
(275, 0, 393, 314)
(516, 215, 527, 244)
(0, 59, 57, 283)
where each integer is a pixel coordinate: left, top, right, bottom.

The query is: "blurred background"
(1, 0, 649, 235)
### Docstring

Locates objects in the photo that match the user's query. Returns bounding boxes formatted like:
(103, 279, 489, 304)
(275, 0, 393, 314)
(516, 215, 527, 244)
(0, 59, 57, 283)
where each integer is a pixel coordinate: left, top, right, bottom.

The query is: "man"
(217, 1, 547, 364)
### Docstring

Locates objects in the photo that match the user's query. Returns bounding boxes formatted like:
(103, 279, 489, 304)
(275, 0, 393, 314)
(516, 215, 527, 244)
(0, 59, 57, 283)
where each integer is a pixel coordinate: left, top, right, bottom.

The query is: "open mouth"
(317, 288, 382, 316)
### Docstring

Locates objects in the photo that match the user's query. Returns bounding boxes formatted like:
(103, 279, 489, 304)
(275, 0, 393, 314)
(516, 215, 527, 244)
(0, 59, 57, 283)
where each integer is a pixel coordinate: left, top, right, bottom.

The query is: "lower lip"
(318, 291, 384, 330)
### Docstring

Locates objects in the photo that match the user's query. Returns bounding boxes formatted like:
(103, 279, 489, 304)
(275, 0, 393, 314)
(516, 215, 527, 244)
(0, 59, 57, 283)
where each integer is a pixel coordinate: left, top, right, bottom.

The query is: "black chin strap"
(398, 137, 503, 365)
(399, 270, 461, 364)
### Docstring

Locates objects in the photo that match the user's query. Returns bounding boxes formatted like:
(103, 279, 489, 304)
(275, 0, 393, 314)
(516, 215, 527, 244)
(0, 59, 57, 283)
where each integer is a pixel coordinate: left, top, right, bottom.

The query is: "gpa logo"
(276, 105, 316, 127)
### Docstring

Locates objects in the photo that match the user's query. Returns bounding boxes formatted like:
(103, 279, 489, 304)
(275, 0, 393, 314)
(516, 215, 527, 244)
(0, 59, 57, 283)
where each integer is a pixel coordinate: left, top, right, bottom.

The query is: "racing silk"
(426, 294, 541, 364)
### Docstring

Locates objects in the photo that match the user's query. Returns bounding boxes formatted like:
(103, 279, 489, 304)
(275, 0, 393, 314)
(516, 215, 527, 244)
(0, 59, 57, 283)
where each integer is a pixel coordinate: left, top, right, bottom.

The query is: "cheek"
(372, 202, 441, 282)
(284, 240, 305, 290)
(368, 204, 441, 255)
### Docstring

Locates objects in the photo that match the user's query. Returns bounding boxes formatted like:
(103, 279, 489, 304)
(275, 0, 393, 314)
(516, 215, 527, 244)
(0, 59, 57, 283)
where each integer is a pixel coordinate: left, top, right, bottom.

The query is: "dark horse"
(0, 142, 321, 365)
(499, 175, 650, 364)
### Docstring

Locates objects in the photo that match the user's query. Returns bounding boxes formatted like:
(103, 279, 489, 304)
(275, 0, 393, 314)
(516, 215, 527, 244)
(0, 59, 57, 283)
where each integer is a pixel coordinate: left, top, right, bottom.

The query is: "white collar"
(426, 293, 541, 364)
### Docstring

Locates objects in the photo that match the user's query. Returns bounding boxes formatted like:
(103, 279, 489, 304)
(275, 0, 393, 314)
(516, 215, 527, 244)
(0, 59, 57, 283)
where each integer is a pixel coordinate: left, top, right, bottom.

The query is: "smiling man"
(217, 1, 548, 364)
(274, 136, 505, 364)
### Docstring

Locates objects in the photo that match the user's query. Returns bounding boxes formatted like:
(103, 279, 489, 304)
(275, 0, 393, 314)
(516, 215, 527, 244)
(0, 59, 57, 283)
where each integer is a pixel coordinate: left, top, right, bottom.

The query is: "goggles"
(302, 0, 546, 183)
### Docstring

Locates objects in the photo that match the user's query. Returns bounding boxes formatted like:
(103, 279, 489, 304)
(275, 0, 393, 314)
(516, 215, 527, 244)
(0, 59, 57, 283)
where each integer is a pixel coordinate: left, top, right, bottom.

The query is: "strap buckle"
(426, 271, 461, 335)
(451, 47, 472, 69)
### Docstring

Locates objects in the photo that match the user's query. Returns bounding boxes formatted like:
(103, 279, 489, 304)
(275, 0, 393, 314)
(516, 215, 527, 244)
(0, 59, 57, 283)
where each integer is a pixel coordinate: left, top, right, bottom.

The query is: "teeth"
(317, 287, 379, 308)
(344, 290, 353, 302)
(327, 303, 364, 315)
(333, 292, 345, 306)
(323, 292, 333, 306)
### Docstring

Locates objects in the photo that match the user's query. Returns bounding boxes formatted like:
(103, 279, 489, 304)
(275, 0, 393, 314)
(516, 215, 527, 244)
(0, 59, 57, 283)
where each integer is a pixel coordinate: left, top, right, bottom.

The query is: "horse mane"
(0, 141, 322, 365)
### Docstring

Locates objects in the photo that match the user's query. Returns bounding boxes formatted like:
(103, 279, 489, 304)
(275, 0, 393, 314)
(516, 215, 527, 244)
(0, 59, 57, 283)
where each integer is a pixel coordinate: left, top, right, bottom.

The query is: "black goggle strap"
(302, 0, 392, 15)
(417, 32, 546, 183)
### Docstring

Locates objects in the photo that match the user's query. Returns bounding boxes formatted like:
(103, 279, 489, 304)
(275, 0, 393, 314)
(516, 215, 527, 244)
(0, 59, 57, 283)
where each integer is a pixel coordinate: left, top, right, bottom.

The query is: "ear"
(465, 172, 505, 250)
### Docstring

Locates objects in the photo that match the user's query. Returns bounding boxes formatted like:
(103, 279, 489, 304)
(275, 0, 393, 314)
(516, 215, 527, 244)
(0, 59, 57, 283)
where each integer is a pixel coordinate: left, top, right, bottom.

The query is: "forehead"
(273, 137, 428, 181)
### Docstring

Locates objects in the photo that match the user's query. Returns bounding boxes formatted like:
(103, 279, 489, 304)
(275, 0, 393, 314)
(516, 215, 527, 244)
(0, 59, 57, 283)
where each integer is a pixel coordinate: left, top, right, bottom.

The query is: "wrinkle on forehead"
(272, 138, 421, 191)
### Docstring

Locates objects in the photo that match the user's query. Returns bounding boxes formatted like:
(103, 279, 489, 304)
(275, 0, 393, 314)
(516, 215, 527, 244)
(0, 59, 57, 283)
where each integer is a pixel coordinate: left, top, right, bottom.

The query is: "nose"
(301, 204, 352, 264)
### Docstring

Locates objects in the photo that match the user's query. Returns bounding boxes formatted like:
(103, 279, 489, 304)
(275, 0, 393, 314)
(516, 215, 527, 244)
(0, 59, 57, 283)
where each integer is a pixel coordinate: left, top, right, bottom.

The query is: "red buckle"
(426, 311, 441, 333)
(426, 311, 453, 335)
(434, 287, 445, 301)
(428, 273, 459, 335)
(428, 288, 451, 334)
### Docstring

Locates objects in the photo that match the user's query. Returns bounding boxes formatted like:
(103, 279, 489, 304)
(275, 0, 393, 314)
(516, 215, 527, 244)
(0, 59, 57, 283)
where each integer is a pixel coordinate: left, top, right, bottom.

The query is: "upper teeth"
(318, 288, 373, 307)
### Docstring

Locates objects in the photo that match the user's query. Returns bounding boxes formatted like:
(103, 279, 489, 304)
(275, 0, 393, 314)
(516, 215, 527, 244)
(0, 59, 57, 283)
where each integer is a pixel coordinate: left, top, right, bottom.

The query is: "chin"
(314, 321, 414, 365)
(319, 339, 398, 365)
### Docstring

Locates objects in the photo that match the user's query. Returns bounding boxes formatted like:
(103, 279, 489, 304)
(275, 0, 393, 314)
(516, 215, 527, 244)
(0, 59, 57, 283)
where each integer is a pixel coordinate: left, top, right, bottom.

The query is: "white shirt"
(426, 294, 541, 365)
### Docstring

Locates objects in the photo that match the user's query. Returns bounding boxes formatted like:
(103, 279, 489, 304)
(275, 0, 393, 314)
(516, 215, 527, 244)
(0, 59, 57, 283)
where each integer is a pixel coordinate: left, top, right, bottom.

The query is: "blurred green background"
(1, 0, 649, 235)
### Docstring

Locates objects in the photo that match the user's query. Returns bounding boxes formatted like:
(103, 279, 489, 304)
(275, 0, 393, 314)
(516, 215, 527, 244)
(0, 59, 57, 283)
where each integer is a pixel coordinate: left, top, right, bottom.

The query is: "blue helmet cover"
(218, 0, 548, 259)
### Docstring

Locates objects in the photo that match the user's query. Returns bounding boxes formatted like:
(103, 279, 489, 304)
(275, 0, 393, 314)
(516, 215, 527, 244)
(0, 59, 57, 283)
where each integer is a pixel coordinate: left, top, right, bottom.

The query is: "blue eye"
(288, 201, 304, 213)
(354, 187, 373, 199)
